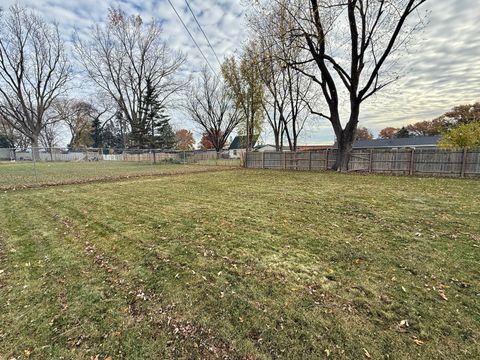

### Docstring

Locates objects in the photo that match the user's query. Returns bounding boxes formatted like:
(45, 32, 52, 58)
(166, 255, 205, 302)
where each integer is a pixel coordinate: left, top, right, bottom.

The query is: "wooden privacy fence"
(245, 148, 480, 178)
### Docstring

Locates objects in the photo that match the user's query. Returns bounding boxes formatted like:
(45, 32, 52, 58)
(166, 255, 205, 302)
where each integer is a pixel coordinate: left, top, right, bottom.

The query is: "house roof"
(229, 135, 258, 150)
(297, 145, 332, 151)
(255, 144, 290, 151)
(333, 136, 441, 149)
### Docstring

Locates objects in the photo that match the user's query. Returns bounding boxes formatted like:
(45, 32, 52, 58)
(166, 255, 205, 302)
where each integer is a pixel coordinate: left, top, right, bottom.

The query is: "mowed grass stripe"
(0, 162, 237, 190)
(0, 196, 142, 358)
(0, 170, 479, 359)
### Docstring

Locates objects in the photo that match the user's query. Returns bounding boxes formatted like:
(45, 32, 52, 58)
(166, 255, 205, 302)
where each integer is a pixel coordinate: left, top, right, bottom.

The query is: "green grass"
(0, 161, 234, 189)
(0, 169, 479, 359)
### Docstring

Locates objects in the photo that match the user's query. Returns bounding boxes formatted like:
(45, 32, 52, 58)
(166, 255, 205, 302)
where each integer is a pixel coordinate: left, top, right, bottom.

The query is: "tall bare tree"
(40, 121, 62, 149)
(74, 7, 186, 148)
(222, 48, 265, 151)
(53, 99, 103, 148)
(0, 5, 70, 159)
(249, 4, 314, 151)
(250, 0, 428, 170)
(185, 68, 241, 153)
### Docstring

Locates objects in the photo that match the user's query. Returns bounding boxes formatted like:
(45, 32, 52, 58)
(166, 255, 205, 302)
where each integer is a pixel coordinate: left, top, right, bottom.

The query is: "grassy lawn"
(0, 169, 479, 359)
(0, 161, 234, 189)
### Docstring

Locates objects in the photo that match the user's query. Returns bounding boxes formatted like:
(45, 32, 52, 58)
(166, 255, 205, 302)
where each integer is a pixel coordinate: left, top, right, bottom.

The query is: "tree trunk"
(334, 136, 353, 172)
(280, 129, 284, 151)
(31, 135, 40, 161)
(274, 129, 281, 151)
(333, 104, 360, 172)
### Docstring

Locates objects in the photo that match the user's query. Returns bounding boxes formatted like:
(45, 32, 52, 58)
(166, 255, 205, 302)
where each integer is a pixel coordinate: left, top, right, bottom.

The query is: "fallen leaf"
(399, 319, 409, 327)
(438, 290, 448, 301)
(363, 348, 371, 358)
(413, 337, 424, 345)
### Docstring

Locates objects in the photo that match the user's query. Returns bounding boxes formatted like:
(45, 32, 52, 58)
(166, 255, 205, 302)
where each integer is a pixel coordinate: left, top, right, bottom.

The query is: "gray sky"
(3, 0, 479, 144)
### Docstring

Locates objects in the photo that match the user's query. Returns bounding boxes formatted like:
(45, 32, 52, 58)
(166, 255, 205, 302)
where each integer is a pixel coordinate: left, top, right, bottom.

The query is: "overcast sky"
(3, 0, 479, 145)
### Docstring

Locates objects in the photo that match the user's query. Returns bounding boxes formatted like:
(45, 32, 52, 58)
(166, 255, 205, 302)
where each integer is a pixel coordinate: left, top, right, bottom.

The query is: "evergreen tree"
(90, 116, 124, 149)
(396, 127, 411, 138)
(91, 117, 103, 148)
(0, 133, 14, 148)
(153, 107, 176, 149)
(143, 78, 176, 149)
(102, 121, 124, 149)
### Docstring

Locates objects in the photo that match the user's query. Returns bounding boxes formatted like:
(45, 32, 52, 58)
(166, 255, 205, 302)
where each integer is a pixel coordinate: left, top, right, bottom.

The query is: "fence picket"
(245, 148, 480, 178)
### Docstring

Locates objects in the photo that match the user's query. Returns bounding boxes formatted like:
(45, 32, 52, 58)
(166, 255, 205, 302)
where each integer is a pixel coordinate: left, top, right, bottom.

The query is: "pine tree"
(153, 107, 176, 149)
(396, 127, 411, 138)
(143, 78, 176, 149)
(91, 115, 124, 149)
(0, 133, 14, 148)
(91, 117, 103, 148)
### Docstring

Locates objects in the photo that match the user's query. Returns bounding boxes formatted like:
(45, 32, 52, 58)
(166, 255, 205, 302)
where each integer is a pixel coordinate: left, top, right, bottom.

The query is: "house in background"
(333, 136, 441, 150)
(253, 144, 332, 152)
(255, 144, 290, 152)
(228, 135, 258, 158)
(297, 145, 332, 151)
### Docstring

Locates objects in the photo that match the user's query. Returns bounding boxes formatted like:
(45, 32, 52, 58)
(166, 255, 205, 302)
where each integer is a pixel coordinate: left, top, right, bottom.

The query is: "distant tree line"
(7, 2, 475, 164)
(0, 5, 196, 156)
(377, 102, 480, 147)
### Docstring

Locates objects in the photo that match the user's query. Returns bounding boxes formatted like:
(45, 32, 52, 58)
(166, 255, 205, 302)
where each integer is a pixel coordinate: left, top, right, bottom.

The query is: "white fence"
(0, 148, 223, 161)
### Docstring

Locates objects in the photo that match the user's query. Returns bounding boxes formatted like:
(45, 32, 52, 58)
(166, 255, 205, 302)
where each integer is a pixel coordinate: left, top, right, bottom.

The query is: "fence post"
(369, 149, 373, 173)
(308, 151, 312, 171)
(283, 152, 287, 170)
(460, 148, 468, 178)
(261, 151, 265, 169)
(325, 149, 329, 170)
(409, 148, 415, 176)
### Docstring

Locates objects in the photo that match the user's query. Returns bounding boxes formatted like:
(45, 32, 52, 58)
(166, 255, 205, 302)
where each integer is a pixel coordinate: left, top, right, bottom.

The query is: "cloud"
(1, 0, 478, 145)
(359, 0, 480, 134)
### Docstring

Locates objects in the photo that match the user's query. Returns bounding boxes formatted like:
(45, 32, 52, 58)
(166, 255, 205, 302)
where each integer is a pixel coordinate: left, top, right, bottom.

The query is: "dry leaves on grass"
(398, 319, 409, 332)
(438, 290, 448, 301)
(412, 337, 424, 346)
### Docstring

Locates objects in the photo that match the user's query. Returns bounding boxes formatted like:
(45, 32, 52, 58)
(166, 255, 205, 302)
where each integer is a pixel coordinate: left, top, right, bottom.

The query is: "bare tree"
(0, 114, 29, 149)
(249, 6, 314, 151)
(185, 68, 241, 153)
(40, 121, 62, 156)
(222, 47, 265, 151)
(74, 7, 186, 148)
(53, 99, 103, 148)
(0, 5, 70, 159)
(250, 0, 428, 170)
